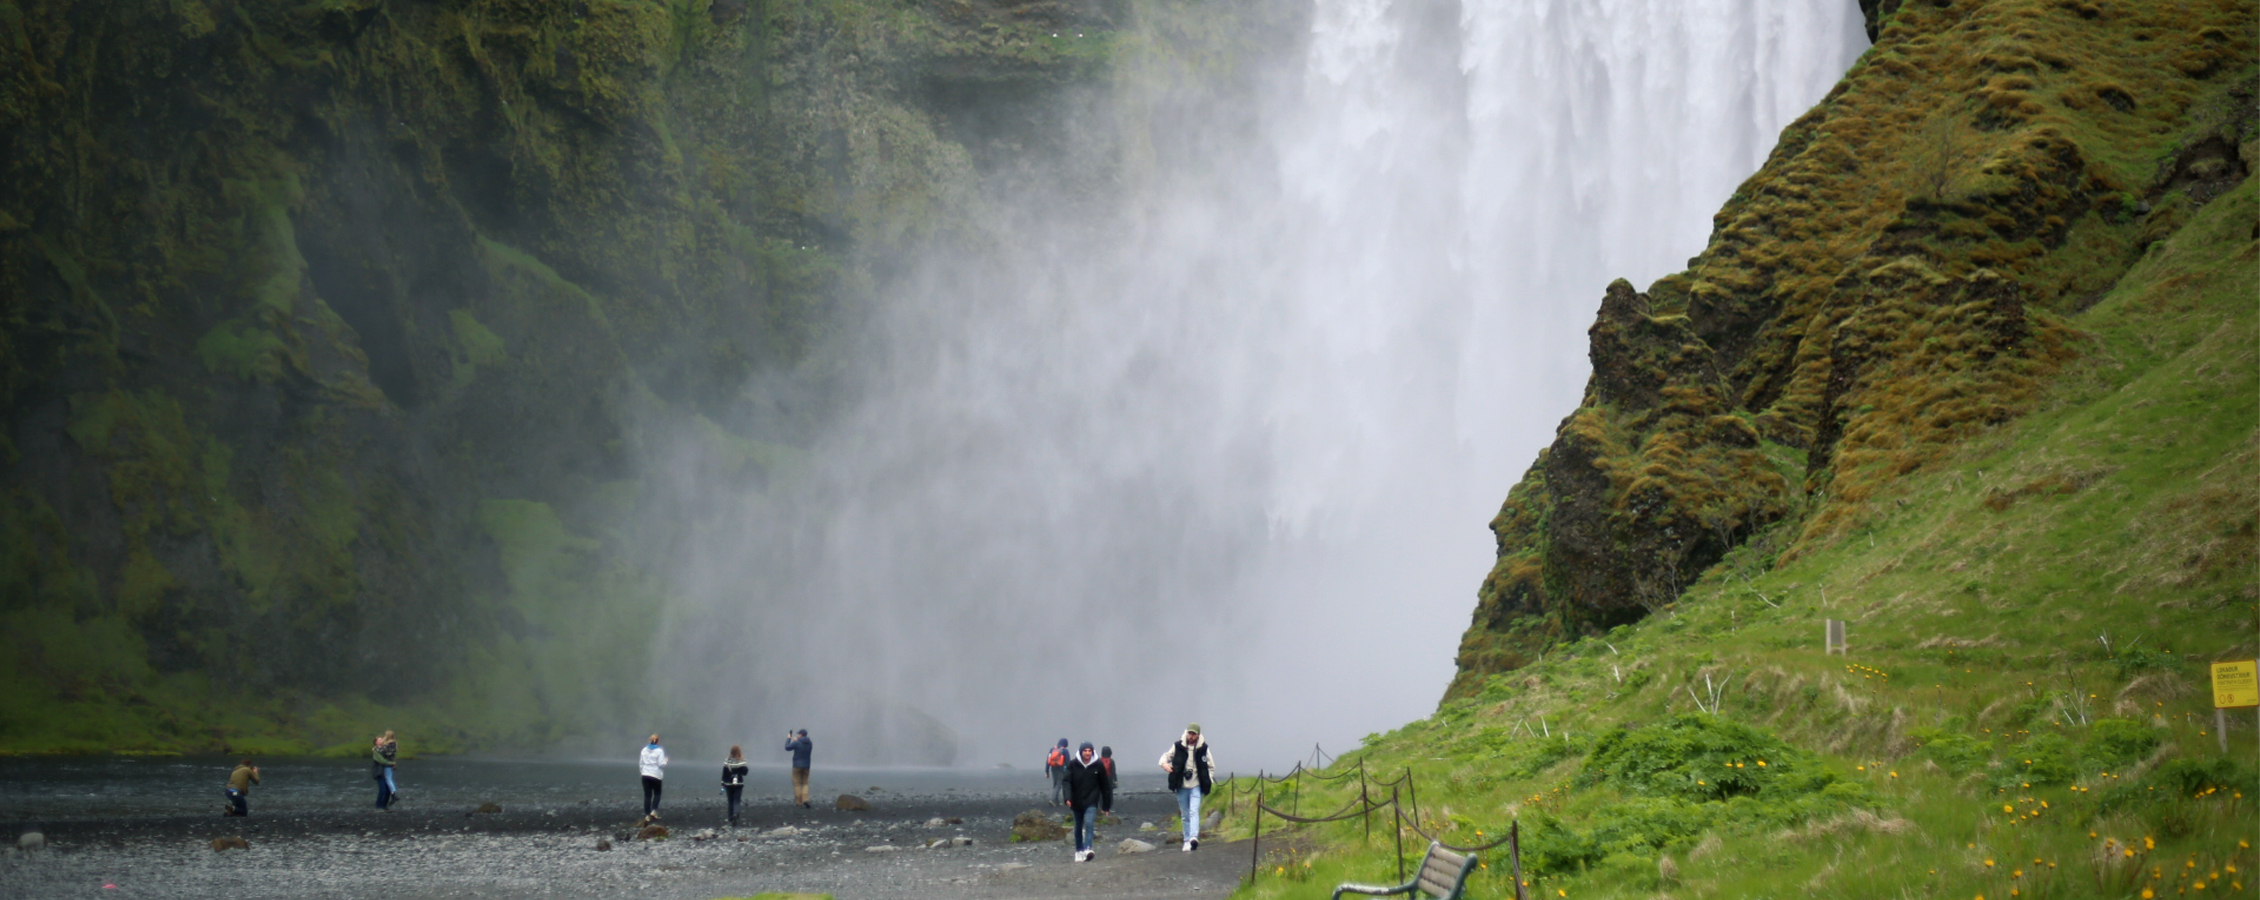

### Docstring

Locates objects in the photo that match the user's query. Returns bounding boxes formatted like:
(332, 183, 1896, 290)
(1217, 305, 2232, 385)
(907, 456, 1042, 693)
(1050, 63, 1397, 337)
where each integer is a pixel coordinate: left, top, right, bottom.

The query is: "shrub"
(1994, 733, 2080, 788)
(1581, 714, 1800, 801)
(1908, 726, 1993, 773)
(2146, 757, 2256, 797)
(2083, 718, 2165, 768)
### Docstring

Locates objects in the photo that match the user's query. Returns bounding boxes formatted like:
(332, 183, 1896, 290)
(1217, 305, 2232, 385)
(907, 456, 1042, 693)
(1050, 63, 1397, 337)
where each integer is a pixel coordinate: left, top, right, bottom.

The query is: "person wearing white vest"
(639, 734, 669, 819)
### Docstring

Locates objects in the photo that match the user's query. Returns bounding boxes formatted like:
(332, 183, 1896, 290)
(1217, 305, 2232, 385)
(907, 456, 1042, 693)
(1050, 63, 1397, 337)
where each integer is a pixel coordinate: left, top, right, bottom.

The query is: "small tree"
(1907, 113, 1974, 200)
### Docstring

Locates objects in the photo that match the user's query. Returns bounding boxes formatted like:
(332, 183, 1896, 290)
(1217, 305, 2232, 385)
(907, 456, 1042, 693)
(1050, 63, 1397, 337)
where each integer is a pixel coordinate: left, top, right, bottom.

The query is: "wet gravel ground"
(1, 788, 1249, 899)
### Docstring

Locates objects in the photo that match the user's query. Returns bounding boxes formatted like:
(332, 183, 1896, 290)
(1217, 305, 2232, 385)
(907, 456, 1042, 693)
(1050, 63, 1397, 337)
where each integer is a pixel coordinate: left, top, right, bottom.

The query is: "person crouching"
(1064, 742, 1113, 862)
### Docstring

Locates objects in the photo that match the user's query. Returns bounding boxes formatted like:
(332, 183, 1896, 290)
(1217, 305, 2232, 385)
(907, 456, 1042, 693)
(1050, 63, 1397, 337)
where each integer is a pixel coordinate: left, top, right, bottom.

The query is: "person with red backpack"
(1098, 745, 1117, 791)
(1046, 738, 1069, 805)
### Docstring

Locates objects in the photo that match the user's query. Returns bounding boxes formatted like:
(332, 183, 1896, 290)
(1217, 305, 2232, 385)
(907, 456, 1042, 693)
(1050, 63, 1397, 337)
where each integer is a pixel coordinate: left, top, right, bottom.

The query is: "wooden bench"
(1332, 841, 1478, 900)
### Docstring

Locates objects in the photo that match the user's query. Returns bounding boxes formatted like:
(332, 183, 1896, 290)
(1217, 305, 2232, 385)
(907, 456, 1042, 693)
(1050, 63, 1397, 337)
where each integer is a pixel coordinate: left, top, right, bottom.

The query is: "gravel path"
(1, 790, 1249, 899)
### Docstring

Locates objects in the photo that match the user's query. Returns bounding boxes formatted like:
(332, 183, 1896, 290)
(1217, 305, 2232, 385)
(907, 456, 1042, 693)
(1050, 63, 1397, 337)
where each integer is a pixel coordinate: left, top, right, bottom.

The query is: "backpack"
(1046, 747, 1066, 768)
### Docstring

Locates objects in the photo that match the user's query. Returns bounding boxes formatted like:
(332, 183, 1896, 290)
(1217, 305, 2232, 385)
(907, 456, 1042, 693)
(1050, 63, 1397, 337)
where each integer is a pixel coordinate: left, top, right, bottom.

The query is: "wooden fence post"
(1509, 819, 1527, 900)
(1358, 759, 1370, 844)
(1390, 782, 1405, 884)
(1250, 781, 1262, 882)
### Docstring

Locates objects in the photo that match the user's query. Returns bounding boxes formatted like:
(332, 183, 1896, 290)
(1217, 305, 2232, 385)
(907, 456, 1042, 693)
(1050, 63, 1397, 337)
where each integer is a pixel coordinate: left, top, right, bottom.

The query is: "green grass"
(1220, 175, 2257, 899)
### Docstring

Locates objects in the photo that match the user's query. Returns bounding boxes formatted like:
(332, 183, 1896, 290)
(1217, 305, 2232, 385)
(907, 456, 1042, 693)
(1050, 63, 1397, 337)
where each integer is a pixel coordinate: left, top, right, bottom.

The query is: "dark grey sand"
(1, 789, 1250, 899)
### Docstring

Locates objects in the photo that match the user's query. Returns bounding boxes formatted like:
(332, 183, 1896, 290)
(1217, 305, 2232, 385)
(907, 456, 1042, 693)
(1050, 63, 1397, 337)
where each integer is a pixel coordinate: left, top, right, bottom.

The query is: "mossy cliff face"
(1450, 0, 2256, 696)
(0, 0, 1127, 753)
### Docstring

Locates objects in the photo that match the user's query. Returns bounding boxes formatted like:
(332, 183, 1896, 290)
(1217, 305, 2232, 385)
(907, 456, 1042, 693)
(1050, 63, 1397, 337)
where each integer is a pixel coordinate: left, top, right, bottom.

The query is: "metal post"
(2220, 708, 2230, 755)
(1509, 820, 1527, 900)
(1292, 765, 1302, 819)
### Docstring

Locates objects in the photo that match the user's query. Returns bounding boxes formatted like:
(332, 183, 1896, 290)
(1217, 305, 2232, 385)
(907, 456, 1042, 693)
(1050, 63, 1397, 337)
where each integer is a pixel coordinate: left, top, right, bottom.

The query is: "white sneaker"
(1181, 841, 1192, 852)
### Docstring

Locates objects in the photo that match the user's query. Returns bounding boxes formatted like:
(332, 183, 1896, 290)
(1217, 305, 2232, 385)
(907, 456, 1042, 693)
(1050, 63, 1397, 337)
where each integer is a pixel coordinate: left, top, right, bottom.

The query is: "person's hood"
(1056, 738, 1068, 747)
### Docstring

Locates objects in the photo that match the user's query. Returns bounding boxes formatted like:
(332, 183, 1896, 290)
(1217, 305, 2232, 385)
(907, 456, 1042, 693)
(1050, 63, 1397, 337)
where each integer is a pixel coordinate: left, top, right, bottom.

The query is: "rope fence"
(1215, 755, 1530, 900)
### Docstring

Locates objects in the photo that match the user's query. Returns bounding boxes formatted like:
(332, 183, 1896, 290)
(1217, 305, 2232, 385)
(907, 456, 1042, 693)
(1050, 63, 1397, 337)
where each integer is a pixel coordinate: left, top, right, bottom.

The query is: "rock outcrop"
(1450, 0, 2255, 696)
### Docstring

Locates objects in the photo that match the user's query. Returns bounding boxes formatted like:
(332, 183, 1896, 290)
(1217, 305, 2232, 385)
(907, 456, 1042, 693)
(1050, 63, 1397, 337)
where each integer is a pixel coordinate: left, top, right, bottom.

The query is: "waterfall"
(659, 0, 1864, 767)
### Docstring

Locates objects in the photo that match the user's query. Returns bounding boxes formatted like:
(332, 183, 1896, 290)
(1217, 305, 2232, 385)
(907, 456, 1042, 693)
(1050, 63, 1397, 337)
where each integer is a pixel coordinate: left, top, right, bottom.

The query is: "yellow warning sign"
(2213, 660, 2259, 709)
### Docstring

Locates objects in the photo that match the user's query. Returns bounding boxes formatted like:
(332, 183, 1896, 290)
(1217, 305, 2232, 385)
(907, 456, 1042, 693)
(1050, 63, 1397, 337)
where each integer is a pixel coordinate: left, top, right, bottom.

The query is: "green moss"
(196, 316, 291, 382)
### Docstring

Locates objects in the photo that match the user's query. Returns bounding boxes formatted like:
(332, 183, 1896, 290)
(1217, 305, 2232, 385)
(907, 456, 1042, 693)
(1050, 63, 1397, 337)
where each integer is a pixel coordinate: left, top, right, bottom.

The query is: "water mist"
(649, 0, 1865, 769)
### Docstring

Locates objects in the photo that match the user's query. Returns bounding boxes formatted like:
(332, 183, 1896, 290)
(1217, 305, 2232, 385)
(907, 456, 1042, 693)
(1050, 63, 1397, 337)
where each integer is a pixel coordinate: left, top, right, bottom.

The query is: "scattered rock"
(17, 832, 44, 851)
(926, 838, 949, 849)
(763, 826, 800, 838)
(691, 828, 718, 841)
(950, 836, 975, 847)
(945, 816, 964, 824)
(835, 794, 872, 811)
(1119, 838, 1156, 853)
(863, 844, 899, 853)
(1204, 810, 1223, 831)
(210, 835, 250, 852)
(999, 862, 1031, 872)
(635, 824, 669, 841)
(594, 837, 612, 851)
(1139, 822, 1155, 831)
(1010, 809, 1067, 843)
(925, 817, 948, 827)
(476, 802, 503, 814)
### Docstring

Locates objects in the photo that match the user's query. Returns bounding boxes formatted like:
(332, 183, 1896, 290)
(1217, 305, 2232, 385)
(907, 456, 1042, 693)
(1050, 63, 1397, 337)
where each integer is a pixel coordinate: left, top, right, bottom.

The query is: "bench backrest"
(1416, 843, 1476, 899)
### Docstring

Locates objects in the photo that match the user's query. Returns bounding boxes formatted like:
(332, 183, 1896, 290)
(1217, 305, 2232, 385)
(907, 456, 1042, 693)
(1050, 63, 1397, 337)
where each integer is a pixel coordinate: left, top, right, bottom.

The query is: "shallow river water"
(0, 755, 1167, 822)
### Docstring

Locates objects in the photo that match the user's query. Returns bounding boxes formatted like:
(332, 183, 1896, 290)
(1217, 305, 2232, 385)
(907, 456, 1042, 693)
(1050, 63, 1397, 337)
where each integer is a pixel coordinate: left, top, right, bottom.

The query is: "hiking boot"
(1190, 838, 1200, 851)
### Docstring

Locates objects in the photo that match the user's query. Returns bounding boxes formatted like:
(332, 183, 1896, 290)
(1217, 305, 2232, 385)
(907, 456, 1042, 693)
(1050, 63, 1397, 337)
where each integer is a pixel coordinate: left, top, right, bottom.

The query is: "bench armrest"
(1332, 881, 1420, 900)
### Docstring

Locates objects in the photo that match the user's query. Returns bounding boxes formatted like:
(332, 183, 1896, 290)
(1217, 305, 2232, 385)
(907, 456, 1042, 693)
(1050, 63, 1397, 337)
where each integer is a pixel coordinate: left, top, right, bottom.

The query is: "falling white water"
(653, 0, 1865, 770)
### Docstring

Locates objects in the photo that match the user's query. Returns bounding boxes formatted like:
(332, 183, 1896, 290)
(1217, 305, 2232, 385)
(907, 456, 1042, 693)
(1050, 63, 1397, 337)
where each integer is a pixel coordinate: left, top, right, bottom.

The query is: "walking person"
(783, 729, 813, 808)
(1046, 738, 1069, 806)
(223, 758, 260, 817)
(639, 734, 669, 821)
(721, 745, 749, 827)
(1064, 742, 1114, 862)
(1099, 745, 1117, 791)
(1159, 724, 1214, 851)
(372, 731, 399, 810)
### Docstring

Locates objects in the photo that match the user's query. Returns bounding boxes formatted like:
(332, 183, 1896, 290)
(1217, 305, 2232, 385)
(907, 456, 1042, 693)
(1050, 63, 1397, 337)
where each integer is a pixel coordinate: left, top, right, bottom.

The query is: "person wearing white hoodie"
(1064, 742, 1114, 862)
(638, 734, 669, 819)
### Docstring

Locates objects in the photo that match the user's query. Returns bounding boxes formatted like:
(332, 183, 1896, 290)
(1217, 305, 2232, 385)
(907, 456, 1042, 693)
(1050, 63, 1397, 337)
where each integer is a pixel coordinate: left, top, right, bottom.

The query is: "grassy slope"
(1218, 179, 2254, 899)
(1218, 35, 2259, 900)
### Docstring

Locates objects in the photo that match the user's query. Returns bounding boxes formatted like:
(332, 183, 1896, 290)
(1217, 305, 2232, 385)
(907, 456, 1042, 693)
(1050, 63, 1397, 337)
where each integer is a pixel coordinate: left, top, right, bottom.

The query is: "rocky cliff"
(0, 0, 1144, 753)
(1450, 0, 2255, 696)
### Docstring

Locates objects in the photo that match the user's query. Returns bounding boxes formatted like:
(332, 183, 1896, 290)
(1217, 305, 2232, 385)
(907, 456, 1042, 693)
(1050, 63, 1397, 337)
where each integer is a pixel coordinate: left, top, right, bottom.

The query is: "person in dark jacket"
(784, 730, 813, 808)
(1159, 724, 1215, 851)
(1098, 745, 1117, 790)
(721, 745, 749, 827)
(1063, 742, 1113, 862)
(224, 758, 259, 817)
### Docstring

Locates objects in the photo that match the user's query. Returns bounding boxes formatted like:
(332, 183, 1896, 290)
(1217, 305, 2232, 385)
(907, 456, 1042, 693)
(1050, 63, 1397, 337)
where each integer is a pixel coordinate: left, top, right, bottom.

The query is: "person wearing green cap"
(1158, 723, 1214, 851)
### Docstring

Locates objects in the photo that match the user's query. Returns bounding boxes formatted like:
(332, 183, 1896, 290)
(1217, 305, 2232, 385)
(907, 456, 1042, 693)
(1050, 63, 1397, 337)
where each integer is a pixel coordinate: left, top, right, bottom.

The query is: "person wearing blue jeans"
(1159, 724, 1215, 851)
(1063, 742, 1113, 862)
(372, 731, 399, 809)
